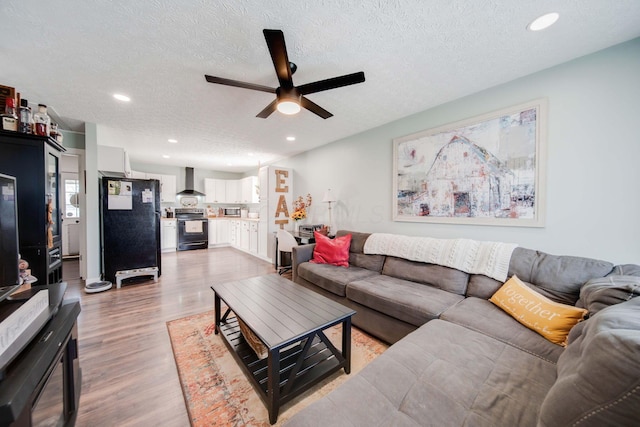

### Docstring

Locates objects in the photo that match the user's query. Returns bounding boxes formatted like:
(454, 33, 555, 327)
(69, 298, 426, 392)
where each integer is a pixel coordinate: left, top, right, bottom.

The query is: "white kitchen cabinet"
(216, 180, 227, 203)
(249, 222, 259, 254)
(240, 220, 250, 250)
(204, 178, 227, 203)
(146, 173, 177, 203)
(204, 178, 256, 204)
(160, 174, 176, 202)
(98, 145, 131, 177)
(204, 179, 215, 203)
(216, 219, 230, 244)
(226, 180, 241, 204)
(241, 176, 259, 204)
(208, 219, 217, 246)
(161, 219, 177, 252)
(229, 220, 239, 246)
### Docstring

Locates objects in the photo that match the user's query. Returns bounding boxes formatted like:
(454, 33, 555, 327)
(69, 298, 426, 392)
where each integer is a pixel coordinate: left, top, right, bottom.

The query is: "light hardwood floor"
(63, 247, 277, 427)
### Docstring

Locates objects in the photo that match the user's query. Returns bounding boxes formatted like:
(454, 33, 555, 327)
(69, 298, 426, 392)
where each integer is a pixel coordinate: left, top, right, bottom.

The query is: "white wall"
(276, 38, 640, 265)
(83, 123, 101, 283)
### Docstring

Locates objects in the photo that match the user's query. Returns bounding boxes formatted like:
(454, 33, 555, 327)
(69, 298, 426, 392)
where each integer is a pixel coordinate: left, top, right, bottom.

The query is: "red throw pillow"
(310, 231, 352, 267)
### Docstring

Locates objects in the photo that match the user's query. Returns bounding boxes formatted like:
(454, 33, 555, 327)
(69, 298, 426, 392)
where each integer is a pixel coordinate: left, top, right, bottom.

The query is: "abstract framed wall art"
(393, 98, 547, 227)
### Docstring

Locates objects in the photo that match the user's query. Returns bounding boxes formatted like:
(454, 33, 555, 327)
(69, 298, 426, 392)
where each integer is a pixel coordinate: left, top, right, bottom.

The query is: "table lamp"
(322, 189, 337, 234)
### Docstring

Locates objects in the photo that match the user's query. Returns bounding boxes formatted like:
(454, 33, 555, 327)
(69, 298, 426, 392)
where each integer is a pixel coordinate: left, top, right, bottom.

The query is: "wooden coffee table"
(211, 274, 355, 424)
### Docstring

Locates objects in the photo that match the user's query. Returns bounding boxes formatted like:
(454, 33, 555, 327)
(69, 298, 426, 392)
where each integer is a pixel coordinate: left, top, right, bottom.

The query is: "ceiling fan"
(204, 29, 365, 119)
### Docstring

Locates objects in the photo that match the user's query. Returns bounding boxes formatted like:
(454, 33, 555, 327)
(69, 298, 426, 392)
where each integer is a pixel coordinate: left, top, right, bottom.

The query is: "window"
(64, 179, 80, 218)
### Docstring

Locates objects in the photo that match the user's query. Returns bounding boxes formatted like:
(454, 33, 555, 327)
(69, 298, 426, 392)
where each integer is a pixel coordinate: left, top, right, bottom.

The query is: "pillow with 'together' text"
(490, 275, 588, 346)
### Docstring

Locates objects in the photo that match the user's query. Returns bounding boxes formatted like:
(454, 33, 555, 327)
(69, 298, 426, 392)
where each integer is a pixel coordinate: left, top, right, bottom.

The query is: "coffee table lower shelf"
(217, 315, 347, 423)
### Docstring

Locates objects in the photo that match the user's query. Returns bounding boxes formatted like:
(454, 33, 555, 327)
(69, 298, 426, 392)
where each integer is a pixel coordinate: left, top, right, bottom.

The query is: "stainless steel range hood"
(177, 167, 205, 197)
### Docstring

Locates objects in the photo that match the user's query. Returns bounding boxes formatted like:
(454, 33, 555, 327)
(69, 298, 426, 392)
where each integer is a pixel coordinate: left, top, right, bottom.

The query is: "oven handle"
(177, 219, 208, 230)
(181, 241, 207, 247)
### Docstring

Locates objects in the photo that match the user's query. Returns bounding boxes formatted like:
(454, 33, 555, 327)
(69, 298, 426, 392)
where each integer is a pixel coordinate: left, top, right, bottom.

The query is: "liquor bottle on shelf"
(1, 97, 18, 132)
(33, 104, 51, 137)
(49, 121, 64, 144)
(18, 98, 33, 134)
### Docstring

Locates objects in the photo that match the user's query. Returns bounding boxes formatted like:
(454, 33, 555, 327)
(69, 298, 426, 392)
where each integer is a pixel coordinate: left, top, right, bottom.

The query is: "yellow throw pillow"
(489, 275, 588, 346)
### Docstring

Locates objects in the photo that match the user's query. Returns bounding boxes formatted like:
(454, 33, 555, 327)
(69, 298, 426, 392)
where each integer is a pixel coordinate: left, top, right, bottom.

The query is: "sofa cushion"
(346, 275, 464, 327)
(466, 274, 503, 299)
(336, 230, 386, 272)
(310, 232, 351, 267)
(337, 229, 369, 253)
(508, 247, 614, 305)
(349, 252, 386, 272)
(297, 262, 379, 297)
(608, 263, 640, 276)
(538, 297, 640, 426)
(489, 275, 588, 346)
(382, 256, 469, 296)
(441, 297, 564, 362)
(284, 320, 557, 427)
(578, 275, 640, 315)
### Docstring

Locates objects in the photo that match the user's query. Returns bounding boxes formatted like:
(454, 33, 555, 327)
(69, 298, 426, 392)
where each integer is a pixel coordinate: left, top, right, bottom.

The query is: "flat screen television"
(0, 172, 20, 301)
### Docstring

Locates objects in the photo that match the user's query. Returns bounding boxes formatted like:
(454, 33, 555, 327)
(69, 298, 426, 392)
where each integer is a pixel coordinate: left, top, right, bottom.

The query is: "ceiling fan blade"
(263, 29, 294, 89)
(297, 71, 365, 95)
(205, 75, 275, 93)
(300, 96, 333, 119)
(256, 99, 278, 119)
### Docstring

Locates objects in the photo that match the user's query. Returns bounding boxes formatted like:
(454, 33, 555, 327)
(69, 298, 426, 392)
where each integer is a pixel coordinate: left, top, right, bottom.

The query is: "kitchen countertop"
(161, 216, 260, 221)
(207, 217, 260, 221)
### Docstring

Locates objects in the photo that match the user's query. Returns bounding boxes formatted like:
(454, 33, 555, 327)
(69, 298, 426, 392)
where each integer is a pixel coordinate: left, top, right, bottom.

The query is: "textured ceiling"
(1, 1, 639, 172)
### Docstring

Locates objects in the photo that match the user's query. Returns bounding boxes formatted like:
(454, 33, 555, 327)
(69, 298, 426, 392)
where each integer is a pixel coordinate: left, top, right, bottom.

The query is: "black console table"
(0, 293, 81, 427)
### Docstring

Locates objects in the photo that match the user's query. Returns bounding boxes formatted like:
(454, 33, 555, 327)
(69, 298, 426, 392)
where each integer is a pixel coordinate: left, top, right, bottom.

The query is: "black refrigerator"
(99, 177, 161, 284)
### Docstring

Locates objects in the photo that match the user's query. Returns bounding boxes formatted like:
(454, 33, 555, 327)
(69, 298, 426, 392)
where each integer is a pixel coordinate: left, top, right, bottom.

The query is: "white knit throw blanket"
(363, 233, 518, 282)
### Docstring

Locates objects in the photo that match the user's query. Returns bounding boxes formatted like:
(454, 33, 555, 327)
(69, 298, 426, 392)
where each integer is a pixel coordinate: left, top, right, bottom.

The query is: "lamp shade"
(322, 189, 337, 203)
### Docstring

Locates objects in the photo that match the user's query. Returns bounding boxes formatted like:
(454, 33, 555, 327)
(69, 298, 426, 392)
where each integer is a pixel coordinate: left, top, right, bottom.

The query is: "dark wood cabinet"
(0, 131, 65, 286)
(0, 289, 81, 427)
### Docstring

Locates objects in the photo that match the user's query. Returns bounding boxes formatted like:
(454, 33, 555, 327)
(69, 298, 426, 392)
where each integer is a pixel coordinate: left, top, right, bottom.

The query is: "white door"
(61, 171, 81, 257)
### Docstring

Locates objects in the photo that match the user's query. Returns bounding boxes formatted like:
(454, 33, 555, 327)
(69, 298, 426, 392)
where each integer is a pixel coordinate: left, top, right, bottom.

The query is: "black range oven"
(175, 208, 208, 251)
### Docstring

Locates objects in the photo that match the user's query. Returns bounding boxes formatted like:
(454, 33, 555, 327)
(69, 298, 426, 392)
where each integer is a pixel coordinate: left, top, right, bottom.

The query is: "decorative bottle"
(18, 99, 33, 134)
(1, 97, 18, 132)
(33, 104, 51, 136)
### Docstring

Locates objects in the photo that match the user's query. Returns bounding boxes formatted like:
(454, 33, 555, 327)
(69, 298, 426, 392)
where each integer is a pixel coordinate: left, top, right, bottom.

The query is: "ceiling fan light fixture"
(277, 100, 301, 115)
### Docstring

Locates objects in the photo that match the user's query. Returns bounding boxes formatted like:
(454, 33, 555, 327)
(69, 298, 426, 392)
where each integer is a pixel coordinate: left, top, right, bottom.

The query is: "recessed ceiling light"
(248, 152, 254, 156)
(286, 136, 296, 141)
(227, 163, 232, 166)
(527, 12, 559, 31)
(113, 93, 131, 102)
(162, 154, 170, 159)
(168, 139, 178, 143)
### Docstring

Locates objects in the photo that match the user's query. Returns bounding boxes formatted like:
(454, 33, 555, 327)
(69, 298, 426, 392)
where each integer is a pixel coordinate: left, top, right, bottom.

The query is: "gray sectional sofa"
(285, 230, 640, 426)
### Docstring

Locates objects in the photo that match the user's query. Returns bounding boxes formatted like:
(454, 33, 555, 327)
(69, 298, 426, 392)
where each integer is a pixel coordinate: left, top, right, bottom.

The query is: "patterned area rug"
(167, 310, 388, 426)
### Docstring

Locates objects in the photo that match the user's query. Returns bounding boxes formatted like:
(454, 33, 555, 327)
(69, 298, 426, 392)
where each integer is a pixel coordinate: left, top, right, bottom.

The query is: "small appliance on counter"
(298, 224, 325, 238)
(223, 207, 241, 217)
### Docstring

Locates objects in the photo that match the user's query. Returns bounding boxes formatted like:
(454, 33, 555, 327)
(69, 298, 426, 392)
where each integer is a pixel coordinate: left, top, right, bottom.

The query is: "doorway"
(61, 172, 81, 258)
(60, 153, 83, 283)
